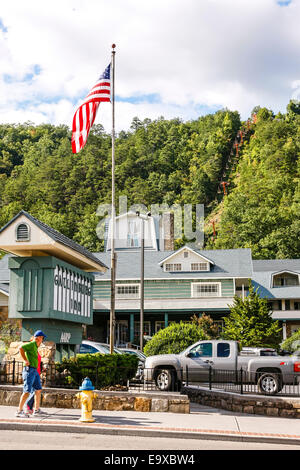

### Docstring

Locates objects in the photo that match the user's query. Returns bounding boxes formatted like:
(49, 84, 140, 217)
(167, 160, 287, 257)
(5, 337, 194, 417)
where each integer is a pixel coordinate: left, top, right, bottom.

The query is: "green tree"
(212, 103, 300, 258)
(190, 313, 220, 338)
(280, 329, 300, 354)
(0, 319, 22, 354)
(144, 321, 209, 356)
(222, 283, 282, 348)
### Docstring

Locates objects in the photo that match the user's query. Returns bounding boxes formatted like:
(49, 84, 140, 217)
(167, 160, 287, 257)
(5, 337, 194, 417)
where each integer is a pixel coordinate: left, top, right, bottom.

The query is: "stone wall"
(0, 385, 190, 414)
(182, 385, 300, 419)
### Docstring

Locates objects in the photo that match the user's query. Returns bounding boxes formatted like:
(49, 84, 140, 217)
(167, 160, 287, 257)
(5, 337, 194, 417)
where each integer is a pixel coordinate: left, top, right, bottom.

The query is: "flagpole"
(110, 44, 116, 354)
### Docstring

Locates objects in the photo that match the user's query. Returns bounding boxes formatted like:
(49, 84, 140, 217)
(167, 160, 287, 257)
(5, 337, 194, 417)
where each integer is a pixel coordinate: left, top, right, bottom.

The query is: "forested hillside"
(0, 101, 299, 259)
(0, 110, 240, 251)
(208, 101, 300, 259)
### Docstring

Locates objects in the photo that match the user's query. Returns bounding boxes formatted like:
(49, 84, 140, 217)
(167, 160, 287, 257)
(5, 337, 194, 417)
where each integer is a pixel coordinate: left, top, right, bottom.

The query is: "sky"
(0, 0, 299, 133)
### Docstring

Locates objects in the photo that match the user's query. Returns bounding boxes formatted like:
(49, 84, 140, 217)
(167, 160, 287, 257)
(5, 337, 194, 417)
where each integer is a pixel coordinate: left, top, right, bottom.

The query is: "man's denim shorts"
(22, 366, 42, 393)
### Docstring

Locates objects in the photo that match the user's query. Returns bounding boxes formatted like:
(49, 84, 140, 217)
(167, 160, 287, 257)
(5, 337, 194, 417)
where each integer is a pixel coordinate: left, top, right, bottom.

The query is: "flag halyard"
(71, 64, 111, 153)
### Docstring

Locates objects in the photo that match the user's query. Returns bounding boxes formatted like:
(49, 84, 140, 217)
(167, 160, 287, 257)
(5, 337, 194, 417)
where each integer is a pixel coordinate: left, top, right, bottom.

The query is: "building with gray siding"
(0, 211, 299, 346)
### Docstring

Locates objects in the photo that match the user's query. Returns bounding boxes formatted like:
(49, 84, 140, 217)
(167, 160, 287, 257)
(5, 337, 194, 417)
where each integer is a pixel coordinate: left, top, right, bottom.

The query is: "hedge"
(281, 330, 300, 354)
(144, 321, 209, 356)
(55, 353, 139, 389)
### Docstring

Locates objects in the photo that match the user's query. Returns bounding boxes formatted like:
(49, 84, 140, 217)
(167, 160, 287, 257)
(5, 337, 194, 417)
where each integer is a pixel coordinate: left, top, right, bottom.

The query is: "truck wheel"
(155, 369, 173, 391)
(257, 373, 281, 395)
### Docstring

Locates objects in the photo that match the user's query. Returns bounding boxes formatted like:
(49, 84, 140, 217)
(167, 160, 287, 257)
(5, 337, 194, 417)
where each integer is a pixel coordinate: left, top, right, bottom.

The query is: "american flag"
(71, 64, 111, 153)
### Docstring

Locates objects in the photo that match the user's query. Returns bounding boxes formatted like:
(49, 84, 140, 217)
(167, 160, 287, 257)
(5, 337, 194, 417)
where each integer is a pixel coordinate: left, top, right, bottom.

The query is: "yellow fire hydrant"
(76, 377, 98, 423)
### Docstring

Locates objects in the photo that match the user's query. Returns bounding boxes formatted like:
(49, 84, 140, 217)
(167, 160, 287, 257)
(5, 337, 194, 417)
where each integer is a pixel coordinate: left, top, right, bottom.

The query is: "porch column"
(282, 321, 287, 341)
(164, 313, 168, 329)
(130, 313, 134, 343)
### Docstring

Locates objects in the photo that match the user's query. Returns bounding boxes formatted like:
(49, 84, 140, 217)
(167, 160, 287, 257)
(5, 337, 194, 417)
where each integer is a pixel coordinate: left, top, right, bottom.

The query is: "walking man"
(15, 330, 47, 418)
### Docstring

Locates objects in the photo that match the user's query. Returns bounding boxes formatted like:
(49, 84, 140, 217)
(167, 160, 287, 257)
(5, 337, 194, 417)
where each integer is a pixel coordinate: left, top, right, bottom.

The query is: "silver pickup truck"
(143, 340, 300, 395)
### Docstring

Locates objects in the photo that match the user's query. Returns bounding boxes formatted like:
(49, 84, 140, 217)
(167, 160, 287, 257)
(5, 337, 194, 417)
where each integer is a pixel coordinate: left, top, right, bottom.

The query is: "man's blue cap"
(34, 330, 47, 338)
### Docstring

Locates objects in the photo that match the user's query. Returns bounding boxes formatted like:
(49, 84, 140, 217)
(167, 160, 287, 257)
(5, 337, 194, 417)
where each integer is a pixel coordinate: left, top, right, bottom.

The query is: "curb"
(1, 419, 300, 446)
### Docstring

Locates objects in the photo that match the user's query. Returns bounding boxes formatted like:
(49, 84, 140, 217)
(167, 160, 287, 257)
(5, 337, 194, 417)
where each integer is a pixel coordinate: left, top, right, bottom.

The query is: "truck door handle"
(204, 360, 214, 364)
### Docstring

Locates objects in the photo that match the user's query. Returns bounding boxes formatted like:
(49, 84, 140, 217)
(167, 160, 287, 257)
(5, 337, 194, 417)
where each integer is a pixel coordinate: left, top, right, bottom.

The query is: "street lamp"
(136, 211, 151, 351)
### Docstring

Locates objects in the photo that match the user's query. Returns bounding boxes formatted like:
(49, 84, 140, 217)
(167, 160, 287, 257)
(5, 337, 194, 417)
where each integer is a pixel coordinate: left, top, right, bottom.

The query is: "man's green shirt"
(22, 341, 38, 368)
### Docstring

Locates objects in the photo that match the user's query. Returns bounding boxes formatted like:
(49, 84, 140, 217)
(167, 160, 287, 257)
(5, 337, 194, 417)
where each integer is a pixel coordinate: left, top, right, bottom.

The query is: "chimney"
(161, 212, 174, 251)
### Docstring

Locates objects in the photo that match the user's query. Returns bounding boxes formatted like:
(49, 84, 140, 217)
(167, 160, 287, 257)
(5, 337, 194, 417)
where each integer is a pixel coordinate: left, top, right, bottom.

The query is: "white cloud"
(0, 0, 299, 132)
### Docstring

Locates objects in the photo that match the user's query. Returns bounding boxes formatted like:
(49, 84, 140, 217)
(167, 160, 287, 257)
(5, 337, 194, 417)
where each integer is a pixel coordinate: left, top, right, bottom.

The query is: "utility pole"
(136, 211, 151, 351)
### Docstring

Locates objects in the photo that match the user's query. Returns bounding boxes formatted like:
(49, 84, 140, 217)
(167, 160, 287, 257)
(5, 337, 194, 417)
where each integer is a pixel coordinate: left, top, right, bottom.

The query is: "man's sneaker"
(15, 410, 29, 418)
(32, 409, 46, 416)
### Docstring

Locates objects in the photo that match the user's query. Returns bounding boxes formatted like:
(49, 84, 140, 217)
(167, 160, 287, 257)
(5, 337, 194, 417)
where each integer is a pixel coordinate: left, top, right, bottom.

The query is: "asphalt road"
(0, 429, 299, 451)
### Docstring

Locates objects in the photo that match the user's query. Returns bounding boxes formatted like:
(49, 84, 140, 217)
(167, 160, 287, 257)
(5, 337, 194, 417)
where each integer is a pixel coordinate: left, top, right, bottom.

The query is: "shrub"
(280, 330, 300, 354)
(190, 313, 220, 338)
(0, 320, 22, 352)
(143, 321, 209, 356)
(55, 353, 139, 389)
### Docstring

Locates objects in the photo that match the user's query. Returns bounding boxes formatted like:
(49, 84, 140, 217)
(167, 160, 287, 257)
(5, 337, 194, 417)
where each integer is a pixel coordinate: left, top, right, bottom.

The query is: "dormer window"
(165, 263, 182, 272)
(16, 223, 30, 241)
(272, 272, 299, 287)
(159, 246, 214, 273)
(191, 262, 209, 272)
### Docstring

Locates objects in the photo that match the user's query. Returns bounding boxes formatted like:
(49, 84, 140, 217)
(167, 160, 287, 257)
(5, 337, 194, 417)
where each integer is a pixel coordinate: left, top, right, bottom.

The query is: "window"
(291, 325, 300, 335)
(127, 221, 140, 247)
(16, 223, 30, 241)
(165, 263, 182, 272)
(116, 284, 140, 299)
(217, 343, 230, 357)
(134, 321, 151, 340)
(184, 251, 189, 258)
(273, 273, 299, 287)
(191, 262, 209, 271)
(192, 283, 221, 297)
(189, 342, 212, 358)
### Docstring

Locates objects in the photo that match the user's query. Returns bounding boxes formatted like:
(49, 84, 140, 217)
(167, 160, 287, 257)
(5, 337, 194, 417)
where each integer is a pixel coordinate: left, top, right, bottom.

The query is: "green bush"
(144, 321, 209, 356)
(55, 353, 139, 389)
(280, 330, 300, 354)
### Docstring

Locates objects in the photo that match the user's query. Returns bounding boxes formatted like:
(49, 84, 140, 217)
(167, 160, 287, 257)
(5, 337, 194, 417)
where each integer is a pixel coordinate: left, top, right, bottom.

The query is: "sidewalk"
(1, 403, 300, 446)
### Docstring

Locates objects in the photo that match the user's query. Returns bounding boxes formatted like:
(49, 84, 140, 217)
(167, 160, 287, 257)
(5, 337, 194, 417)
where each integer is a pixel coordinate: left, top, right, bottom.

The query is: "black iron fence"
(185, 367, 300, 397)
(1, 360, 300, 397)
(0, 359, 24, 386)
(0, 360, 143, 390)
